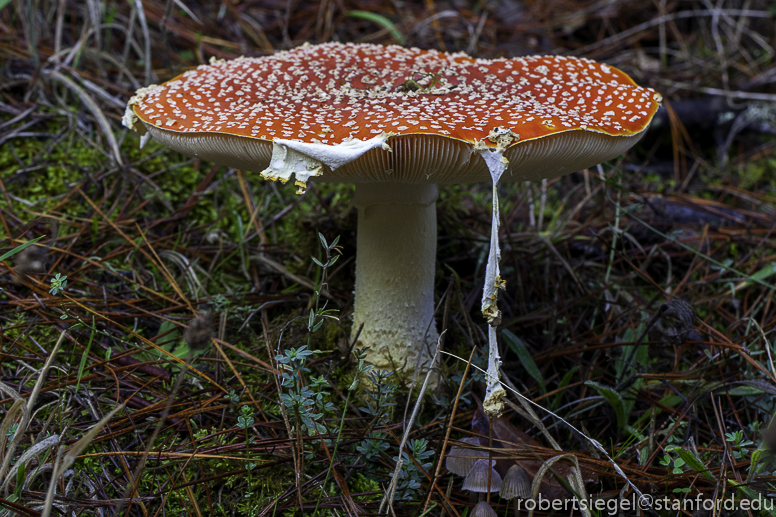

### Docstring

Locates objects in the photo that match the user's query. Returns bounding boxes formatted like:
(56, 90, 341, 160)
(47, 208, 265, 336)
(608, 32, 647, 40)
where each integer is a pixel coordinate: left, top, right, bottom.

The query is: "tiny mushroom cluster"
(124, 42, 661, 385)
(446, 438, 534, 515)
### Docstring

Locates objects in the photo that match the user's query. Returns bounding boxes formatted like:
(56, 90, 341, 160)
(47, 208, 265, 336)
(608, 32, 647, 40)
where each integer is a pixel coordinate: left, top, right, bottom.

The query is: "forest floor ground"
(1, 0, 776, 515)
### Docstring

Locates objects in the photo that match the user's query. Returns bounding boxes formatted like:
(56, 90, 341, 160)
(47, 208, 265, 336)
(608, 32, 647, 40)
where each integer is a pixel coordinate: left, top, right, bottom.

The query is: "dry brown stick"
(422, 346, 476, 515)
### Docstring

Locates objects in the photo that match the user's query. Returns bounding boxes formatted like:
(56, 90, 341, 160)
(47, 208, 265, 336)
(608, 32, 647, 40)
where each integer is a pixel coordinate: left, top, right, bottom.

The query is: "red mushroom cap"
(125, 42, 661, 185)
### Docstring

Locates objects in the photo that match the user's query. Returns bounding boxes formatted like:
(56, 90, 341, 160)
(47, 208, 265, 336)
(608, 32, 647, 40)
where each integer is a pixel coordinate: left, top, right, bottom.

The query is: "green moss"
(739, 157, 776, 190)
(351, 473, 381, 502)
(0, 122, 305, 243)
(313, 319, 342, 354)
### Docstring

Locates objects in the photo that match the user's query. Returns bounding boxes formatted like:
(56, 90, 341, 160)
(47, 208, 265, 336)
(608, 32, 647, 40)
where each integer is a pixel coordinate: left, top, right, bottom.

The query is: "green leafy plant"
(503, 329, 546, 393)
(725, 430, 754, 461)
(276, 345, 335, 434)
(359, 369, 397, 421)
(585, 381, 627, 433)
(225, 390, 240, 406)
(237, 405, 255, 430)
(275, 234, 344, 434)
(659, 453, 686, 474)
(49, 272, 67, 295)
(356, 432, 390, 461)
(390, 438, 434, 500)
(237, 405, 257, 495)
(314, 347, 374, 513)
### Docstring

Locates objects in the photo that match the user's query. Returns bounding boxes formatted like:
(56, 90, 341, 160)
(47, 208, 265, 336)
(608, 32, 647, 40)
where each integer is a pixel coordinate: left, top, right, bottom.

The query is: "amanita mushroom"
(123, 42, 661, 378)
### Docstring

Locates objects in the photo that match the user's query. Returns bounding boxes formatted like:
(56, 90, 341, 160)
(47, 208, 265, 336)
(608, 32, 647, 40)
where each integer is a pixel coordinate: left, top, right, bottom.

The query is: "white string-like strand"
(478, 147, 509, 414)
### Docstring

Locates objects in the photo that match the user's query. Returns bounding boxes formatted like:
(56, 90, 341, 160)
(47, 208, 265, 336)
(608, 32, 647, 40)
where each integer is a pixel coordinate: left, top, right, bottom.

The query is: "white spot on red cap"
(131, 42, 660, 145)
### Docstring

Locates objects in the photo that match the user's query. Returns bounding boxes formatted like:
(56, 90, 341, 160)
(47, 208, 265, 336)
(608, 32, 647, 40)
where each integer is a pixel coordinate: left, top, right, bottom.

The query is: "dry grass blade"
(41, 70, 123, 165)
(0, 387, 27, 429)
(0, 496, 41, 517)
(135, 223, 196, 312)
(0, 434, 60, 494)
(253, 254, 320, 295)
(0, 332, 64, 484)
(380, 336, 441, 514)
(59, 404, 125, 474)
(25, 331, 66, 414)
(527, 454, 589, 517)
(0, 398, 27, 475)
(39, 447, 63, 517)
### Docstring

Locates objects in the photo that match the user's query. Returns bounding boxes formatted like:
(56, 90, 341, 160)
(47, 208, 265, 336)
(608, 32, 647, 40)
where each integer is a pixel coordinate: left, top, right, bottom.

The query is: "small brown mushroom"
(471, 500, 497, 517)
(500, 465, 532, 516)
(183, 313, 213, 351)
(445, 437, 487, 476)
(463, 459, 502, 493)
(500, 465, 531, 499)
(12, 245, 47, 285)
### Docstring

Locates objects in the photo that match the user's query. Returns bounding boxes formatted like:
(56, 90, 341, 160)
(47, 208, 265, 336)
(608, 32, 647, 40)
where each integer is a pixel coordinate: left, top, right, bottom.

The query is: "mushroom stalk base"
(352, 183, 439, 374)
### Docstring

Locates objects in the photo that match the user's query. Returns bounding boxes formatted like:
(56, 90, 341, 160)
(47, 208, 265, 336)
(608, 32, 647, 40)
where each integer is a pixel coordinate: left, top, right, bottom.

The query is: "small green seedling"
(49, 273, 67, 295)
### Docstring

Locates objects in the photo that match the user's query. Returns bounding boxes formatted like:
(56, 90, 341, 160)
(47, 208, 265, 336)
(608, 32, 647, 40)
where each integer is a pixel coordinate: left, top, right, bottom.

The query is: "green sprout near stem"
(49, 272, 67, 295)
(237, 404, 256, 495)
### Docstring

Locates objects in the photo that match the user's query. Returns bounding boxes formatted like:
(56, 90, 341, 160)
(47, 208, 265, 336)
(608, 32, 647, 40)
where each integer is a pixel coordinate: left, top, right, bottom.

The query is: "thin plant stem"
(604, 165, 621, 285)
(294, 405, 304, 508)
(487, 415, 493, 504)
(313, 388, 353, 515)
(245, 426, 252, 487)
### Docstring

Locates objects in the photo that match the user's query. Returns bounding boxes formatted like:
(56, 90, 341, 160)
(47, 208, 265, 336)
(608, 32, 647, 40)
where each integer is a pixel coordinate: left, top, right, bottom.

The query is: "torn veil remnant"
(123, 42, 661, 378)
(263, 134, 393, 194)
(478, 128, 517, 417)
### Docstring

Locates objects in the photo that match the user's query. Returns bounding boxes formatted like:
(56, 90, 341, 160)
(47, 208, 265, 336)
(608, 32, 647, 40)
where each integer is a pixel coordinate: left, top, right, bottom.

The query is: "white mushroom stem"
(478, 147, 509, 417)
(352, 182, 440, 372)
